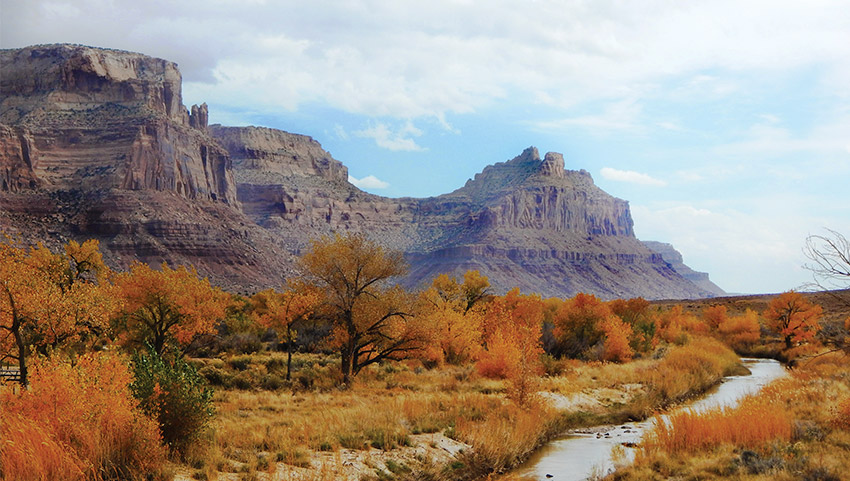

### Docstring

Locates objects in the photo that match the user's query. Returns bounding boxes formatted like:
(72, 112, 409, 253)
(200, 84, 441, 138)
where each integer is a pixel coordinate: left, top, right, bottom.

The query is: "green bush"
(131, 345, 215, 454)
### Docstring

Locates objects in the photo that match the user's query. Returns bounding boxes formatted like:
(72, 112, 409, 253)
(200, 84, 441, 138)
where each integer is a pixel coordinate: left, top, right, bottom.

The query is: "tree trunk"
(11, 315, 27, 386)
(286, 325, 293, 381)
(785, 334, 793, 350)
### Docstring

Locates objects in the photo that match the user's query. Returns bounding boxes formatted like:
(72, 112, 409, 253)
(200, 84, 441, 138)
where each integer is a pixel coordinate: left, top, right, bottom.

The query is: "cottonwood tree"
(300, 233, 423, 385)
(0, 238, 116, 385)
(251, 280, 321, 380)
(763, 291, 822, 350)
(418, 271, 490, 365)
(114, 262, 229, 355)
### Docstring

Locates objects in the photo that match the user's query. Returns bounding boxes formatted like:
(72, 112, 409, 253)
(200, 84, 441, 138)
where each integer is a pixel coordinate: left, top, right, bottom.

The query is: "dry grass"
(611, 350, 850, 481)
(641, 399, 792, 455)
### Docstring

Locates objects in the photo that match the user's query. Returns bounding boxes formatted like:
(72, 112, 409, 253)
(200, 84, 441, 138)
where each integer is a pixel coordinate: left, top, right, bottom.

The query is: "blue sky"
(3, 0, 849, 295)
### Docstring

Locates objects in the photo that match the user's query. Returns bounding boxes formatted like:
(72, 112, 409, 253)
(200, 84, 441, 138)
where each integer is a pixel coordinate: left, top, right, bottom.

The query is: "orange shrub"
(717, 309, 761, 350)
(833, 397, 850, 431)
(642, 397, 792, 455)
(0, 352, 166, 480)
(702, 305, 728, 329)
(600, 315, 634, 362)
(657, 306, 708, 344)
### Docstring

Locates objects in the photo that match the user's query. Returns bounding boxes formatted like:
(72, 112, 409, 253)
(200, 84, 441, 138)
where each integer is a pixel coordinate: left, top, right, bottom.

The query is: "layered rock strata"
(0, 45, 290, 290)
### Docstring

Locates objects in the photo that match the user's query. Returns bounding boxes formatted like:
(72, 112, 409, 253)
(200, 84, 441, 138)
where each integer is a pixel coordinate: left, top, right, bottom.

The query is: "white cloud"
(354, 121, 426, 152)
(348, 174, 390, 190)
(7, 0, 850, 121)
(600, 167, 667, 187)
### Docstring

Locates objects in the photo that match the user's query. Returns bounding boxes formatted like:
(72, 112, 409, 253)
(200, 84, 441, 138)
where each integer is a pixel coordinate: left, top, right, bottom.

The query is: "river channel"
(510, 358, 787, 481)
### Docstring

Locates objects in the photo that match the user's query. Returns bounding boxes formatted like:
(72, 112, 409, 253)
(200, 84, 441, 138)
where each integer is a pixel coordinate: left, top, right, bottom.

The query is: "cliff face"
(0, 44, 720, 299)
(643, 241, 726, 297)
(221, 131, 716, 299)
(0, 45, 291, 291)
(0, 44, 236, 204)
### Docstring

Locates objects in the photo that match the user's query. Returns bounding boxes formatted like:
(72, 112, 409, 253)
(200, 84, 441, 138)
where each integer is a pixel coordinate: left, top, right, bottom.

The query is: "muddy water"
(510, 358, 786, 481)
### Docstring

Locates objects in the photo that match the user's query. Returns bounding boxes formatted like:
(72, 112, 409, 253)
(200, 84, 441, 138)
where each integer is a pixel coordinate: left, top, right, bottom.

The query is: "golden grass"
(641, 399, 792, 455)
(192, 337, 750, 480)
(0, 412, 87, 481)
(612, 350, 850, 481)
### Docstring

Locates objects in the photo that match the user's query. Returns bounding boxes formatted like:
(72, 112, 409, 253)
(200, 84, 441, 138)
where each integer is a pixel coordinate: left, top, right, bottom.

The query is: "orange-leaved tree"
(600, 314, 634, 362)
(251, 280, 321, 380)
(763, 290, 822, 350)
(477, 288, 544, 406)
(551, 293, 610, 359)
(417, 271, 490, 365)
(300, 233, 422, 384)
(0, 238, 116, 385)
(114, 262, 229, 355)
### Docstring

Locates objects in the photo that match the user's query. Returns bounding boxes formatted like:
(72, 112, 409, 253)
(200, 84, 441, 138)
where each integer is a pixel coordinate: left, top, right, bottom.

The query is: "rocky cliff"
(0, 45, 293, 290)
(221, 127, 716, 299)
(0, 44, 720, 299)
(643, 241, 725, 296)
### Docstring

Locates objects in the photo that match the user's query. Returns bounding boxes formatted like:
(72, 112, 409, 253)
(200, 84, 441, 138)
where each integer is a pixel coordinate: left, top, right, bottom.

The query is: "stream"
(510, 358, 787, 481)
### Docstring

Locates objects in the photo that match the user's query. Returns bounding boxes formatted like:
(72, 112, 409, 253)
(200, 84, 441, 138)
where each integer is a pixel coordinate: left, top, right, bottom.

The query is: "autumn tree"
(609, 297, 656, 354)
(300, 233, 422, 385)
(114, 262, 229, 355)
(763, 291, 822, 350)
(552, 293, 610, 359)
(417, 271, 490, 365)
(251, 280, 321, 380)
(0, 238, 116, 385)
(477, 288, 544, 406)
(600, 315, 634, 362)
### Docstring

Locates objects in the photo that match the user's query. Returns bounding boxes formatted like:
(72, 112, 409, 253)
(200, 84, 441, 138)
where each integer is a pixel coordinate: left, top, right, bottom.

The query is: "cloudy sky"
(3, 0, 849, 295)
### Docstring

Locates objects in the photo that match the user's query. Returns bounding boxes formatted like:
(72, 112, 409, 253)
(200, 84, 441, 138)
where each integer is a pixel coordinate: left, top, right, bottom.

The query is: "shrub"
(833, 397, 850, 431)
(0, 352, 166, 480)
(131, 345, 215, 454)
(641, 397, 792, 455)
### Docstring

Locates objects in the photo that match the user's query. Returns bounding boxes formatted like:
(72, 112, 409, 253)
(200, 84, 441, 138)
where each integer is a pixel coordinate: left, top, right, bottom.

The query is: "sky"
(2, 0, 849, 295)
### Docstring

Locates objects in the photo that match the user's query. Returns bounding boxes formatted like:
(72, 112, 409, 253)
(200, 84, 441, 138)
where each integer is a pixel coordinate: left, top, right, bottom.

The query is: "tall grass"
(641, 398, 792, 455)
(0, 353, 167, 481)
(643, 336, 740, 407)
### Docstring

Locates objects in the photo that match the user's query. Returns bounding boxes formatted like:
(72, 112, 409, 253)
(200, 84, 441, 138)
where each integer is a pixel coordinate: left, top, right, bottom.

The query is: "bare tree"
(804, 228, 850, 292)
(803, 228, 850, 354)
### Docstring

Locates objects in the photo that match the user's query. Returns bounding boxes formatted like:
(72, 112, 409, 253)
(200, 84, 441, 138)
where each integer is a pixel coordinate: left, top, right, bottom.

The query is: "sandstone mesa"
(0, 44, 723, 299)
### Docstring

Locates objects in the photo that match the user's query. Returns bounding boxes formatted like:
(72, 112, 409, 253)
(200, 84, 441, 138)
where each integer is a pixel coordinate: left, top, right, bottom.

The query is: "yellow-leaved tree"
(114, 262, 229, 355)
(300, 233, 424, 385)
(1, 238, 116, 385)
(251, 280, 321, 380)
(417, 270, 490, 365)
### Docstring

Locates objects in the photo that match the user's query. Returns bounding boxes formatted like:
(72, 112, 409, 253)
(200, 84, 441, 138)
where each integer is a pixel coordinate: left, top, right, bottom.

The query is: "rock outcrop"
(0, 44, 237, 204)
(0, 44, 291, 291)
(221, 132, 717, 299)
(643, 241, 726, 297)
(0, 44, 721, 299)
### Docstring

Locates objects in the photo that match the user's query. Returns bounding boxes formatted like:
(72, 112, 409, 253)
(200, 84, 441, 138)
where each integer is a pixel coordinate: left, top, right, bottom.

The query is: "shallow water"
(510, 358, 787, 481)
